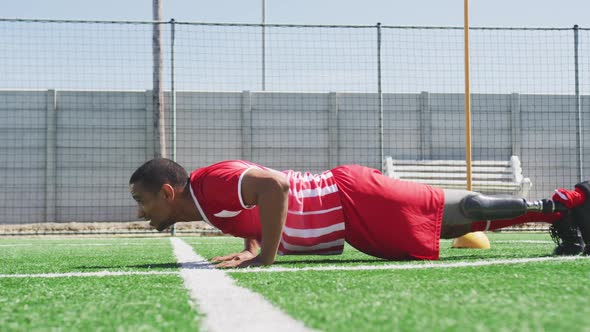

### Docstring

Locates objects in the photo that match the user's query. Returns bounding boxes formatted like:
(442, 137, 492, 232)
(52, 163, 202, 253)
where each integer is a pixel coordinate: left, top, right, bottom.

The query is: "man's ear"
(160, 184, 175, 201)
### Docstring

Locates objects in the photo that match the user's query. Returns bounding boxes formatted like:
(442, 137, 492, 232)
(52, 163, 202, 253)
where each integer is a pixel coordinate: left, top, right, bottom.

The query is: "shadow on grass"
(77, 253, 557, 271)
(77, 258, 385, 270)
(78, 261, 238, 270)
(77, 263, 180, 270)
(440, 253, 554, 261)
(273, 258, 385, 265)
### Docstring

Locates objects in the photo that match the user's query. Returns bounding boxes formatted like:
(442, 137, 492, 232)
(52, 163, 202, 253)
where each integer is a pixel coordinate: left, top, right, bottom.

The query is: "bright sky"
(3, 1, 589, 93)
(3, 0, 590, 28)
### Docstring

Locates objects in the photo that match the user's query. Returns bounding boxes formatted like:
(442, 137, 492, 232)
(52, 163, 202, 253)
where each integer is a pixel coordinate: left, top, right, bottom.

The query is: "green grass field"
(1, 233, 589, 331)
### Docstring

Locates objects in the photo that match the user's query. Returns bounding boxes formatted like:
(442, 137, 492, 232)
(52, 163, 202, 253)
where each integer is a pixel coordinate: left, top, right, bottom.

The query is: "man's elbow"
(256, 175, 289, 205)
(272, 175, 290, 194)
(260, 173, 289, 197)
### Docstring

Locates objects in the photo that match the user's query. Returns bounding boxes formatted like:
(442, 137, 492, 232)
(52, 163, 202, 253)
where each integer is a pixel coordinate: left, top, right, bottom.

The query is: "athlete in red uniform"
(129, 158, 588, 268)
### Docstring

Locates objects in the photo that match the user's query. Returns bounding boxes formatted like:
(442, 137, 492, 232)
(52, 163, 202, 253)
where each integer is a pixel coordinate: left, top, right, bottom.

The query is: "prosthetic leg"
(459, 194, 566, 220)
(459, 194, 584, 255)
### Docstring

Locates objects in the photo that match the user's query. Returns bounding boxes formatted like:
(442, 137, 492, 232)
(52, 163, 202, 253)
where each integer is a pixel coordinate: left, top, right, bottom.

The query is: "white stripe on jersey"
(189, 185, 214, 227)
(290, 184, 339, 198)
(283, 222, 345, 238)
(237, 167, 257, 209)
(280, 169, 345, 255)
(293, 171, 334, 182)
(288, 206, 342, 216)
(281, 238, 345, 251)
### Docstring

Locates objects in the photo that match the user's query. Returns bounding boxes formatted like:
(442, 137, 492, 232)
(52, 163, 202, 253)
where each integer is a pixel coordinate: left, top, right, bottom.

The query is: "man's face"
(129, 182, 175, 231)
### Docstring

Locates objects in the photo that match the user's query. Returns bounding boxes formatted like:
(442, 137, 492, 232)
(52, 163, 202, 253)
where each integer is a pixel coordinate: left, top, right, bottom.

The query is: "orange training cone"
(452, 231, 491, 249)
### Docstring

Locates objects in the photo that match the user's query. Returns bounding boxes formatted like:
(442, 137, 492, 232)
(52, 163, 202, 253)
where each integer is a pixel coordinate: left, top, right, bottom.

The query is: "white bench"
(383, 155, 532, 197)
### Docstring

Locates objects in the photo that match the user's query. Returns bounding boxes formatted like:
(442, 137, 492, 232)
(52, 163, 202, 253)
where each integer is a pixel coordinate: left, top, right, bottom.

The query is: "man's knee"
(440, 224, 471, 239)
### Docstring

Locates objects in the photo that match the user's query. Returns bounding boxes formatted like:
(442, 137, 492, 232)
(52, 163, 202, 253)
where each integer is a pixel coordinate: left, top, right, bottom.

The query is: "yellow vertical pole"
(452, 0, 491, 250)
(464, 0, 473, 191)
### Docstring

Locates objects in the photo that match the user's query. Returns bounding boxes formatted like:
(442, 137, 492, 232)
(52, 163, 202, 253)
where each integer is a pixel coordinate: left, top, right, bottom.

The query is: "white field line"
(0, 271, 178, 278)
(182, 236, 237, 240)
(229, 255, 590, 273)
(181, 241, 241, 246)
(170, 237, 316, 332)
(439, 239, 553, 244)
(0, 242, 165, 247)
(493, 240, 554, 244)
(0, 255, 585, 279)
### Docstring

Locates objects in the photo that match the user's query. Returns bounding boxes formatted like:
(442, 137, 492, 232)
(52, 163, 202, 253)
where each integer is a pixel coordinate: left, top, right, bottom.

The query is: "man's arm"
(215, 168, 289, 268)
(241, 168, 289, 265)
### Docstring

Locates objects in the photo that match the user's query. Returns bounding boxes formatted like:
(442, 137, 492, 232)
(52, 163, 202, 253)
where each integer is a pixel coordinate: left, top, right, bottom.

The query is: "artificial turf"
(189, 233, 590, 331)
(230, 259, 590, 331)
(0, 237, 199, 331)
(0, 275, 200, 332)
(0, 237, 175, 274)
(1, 233, 589, 332)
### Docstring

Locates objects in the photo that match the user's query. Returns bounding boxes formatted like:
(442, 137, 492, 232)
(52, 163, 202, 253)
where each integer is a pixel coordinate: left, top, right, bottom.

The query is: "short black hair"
(129, 158, 188, 192)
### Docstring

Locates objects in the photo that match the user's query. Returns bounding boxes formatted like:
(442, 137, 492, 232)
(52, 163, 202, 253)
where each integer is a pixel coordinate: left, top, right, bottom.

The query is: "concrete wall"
(1, 89, 588, 224)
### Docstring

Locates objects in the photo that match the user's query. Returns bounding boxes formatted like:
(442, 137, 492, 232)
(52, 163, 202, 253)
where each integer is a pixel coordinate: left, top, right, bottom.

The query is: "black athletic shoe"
(549, 212, 584, 256)
(572, 181, 590, 254)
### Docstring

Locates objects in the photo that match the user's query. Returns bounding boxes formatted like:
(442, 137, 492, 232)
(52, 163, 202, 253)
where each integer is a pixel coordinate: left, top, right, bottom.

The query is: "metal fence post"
(45, 89, 57, 223)
(170, 18, 177, 237)
(261, 0, 266, 91)
(241, 90, 253, 161)
(420, 91, 432, 160)
(510, 92, 522, 157)
(573, 25, 584, 181)
(377, 23, 384, 171)
(152, 0, 166, 159)
(328, 92, 339, 168)
(171, 19, 177, 163)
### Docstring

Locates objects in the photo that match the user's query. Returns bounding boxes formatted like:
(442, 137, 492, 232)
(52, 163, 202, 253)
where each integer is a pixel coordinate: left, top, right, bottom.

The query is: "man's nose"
(137, 208, 146, 219)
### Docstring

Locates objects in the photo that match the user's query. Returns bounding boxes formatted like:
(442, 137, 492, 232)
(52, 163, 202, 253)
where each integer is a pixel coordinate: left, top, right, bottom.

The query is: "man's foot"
(549, 212, 584, 256)
(571, 181, 590, 254)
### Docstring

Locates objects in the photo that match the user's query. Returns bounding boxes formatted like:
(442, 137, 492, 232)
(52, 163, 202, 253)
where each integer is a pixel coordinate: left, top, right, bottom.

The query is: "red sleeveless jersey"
(189, 160, 345, 255)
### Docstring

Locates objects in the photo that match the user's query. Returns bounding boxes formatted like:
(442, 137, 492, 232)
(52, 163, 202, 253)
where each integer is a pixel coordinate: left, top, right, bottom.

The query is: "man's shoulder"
(190, 160, 264, 181)
(192, 160, 253, 172)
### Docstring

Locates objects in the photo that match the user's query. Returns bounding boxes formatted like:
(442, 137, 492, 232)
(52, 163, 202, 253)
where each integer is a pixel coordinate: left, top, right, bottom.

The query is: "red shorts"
(331, 165, 445, 260)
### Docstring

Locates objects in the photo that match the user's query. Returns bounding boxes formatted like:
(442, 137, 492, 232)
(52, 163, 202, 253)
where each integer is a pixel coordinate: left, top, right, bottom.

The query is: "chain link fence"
(0, 18, 588, 233)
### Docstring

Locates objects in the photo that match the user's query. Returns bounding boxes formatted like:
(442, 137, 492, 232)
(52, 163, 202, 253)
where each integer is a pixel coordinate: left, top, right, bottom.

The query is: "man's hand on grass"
(211, 250, 256, 263)
(212, 253, 266, 269)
